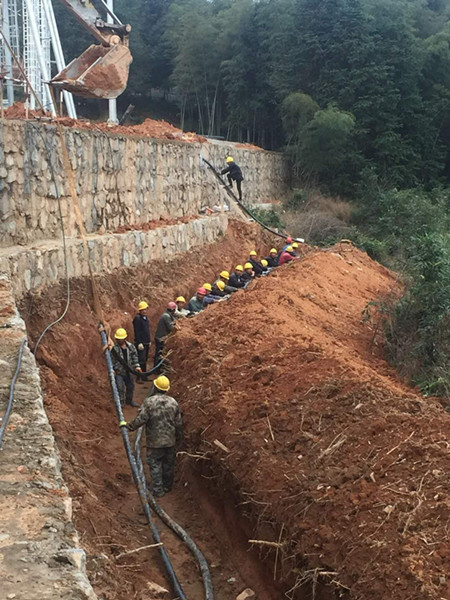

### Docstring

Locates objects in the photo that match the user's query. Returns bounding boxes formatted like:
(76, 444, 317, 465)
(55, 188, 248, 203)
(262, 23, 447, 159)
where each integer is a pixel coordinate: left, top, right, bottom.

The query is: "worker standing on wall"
(221, 156, 243, 201)
(133, 301, 151, 383)
(127, 375, 183, 497)
(112, 328, 142, 407)
(154, 302, 177, 369)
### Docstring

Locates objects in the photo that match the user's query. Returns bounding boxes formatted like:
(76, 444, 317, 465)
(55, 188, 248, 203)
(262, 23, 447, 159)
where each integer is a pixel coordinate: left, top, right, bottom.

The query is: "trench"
(20, 222, 332, 600)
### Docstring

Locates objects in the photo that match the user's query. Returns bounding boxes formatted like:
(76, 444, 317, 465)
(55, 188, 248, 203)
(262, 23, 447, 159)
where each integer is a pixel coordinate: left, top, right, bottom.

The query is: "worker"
(154, 302, 176, 368)
(214, 270, 238, 294)
(188, 287, 207, 313)
(261, 258, 270, 273)
(248, 250, 265, 276)
(174, 296, 189, 318)
(291, 242, 299, 257)
(281, 236, 293, 253)
(111, 328, 142, 407)
(202, 283, 222, 306)
(212, 280, 228, 298)
(127, 375, 182, 498)
(133, 300, 151, 383)
(266, 248, 279, 267)
(241, 262, 255, 286)
(229, 265, 245, 288)
(279, 245, 299, 265)
(221, 156, 243, 200)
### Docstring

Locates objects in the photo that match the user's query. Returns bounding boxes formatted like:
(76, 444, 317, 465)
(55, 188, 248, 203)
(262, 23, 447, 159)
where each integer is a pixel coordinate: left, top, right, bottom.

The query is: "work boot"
(126, 401, 140, 408)
(153, 489, 165, 498)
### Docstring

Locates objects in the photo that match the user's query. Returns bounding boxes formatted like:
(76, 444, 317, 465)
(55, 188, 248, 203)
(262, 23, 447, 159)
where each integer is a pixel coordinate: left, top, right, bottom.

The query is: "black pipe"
(99, 326, 186, 600)
(0, 339, 27, 449)
(134, 428, 214, 600)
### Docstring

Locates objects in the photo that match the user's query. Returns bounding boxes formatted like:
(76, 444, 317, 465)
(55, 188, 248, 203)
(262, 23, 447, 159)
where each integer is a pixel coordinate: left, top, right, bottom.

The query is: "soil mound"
(167, 247, 450, 599)
(4, 102, 206, 143)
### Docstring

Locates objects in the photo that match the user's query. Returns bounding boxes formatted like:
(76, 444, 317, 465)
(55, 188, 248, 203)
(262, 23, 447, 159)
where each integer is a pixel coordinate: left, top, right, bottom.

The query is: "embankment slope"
(168, 247, 450, 600)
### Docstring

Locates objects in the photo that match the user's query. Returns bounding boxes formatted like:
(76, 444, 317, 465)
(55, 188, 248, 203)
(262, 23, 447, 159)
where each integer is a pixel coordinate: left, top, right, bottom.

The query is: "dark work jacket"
(221, 161, 243, 181)
(155, 310, 175, 341)
(249, 258, 264, 276)
(266, 255, 279, 267)
(211, 284, 227, 298)
(133, 314, 151, 345)
(229, 272, 245, 288)
(241, 271, 254, 283)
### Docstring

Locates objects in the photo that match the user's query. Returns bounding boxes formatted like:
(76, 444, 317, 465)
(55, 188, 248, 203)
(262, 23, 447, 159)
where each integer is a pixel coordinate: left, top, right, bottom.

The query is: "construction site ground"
(20, 220, 450, 599)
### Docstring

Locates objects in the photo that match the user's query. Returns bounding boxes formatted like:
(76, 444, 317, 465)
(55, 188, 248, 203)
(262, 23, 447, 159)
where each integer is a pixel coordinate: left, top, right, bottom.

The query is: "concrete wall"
(0, 276, 98, 600)
(0, 213, 228, 298)
(0, 120, 289, 247)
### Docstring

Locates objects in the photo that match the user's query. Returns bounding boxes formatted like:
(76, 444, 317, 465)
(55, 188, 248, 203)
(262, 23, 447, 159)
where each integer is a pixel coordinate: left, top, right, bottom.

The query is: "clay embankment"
(167, 248, 450, 600)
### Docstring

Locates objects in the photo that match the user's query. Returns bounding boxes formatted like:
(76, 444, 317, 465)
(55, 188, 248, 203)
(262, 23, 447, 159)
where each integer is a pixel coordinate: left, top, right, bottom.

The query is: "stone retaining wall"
(0, 119, 288, 247)
(0, 276, 98, 600)
(0, 214, 228, 298)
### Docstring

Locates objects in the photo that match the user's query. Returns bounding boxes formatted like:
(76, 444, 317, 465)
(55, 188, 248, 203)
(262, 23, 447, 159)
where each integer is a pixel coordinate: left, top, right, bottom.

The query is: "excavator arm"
(50, 0, 132, 99)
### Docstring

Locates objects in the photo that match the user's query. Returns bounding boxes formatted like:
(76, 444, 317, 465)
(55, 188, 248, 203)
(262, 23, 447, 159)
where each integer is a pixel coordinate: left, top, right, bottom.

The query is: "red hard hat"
(286, 236, 293, 243)
(168, 301, 177, 310)
(197, 287, 207, 295)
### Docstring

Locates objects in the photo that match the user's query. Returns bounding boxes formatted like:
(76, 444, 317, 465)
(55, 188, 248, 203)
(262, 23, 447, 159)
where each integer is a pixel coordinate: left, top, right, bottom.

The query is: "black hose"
(134, 428, 214, 600)
(201, 157, 290, 241)
(99, 326, 186, 600)
(0, 339, 27, 449)
(32, 125, 71, 357)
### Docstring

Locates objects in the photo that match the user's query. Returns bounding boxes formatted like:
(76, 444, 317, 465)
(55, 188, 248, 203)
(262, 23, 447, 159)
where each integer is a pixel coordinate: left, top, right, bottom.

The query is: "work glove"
(137, 343, 144, 351)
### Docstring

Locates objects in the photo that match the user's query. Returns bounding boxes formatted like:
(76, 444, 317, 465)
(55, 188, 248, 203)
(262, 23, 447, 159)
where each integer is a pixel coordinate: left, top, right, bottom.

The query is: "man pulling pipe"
(221, 156, 244, 200)
(127, 375, 183, 497)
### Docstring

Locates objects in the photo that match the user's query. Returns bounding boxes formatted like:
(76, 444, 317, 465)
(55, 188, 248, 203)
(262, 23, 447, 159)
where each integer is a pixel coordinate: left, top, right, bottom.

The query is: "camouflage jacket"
(111, 342, 140, 376)
(128, 392, 183, 448)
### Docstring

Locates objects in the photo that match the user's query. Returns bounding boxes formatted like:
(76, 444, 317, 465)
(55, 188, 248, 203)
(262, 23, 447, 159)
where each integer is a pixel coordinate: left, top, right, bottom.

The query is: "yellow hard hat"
(292, 242, 299, 248)
(244, 262, 253, 269)
(217, 281, 225, 291)
(220, 270, 230, 280)
(203, 283, 212, 292)
(236, 265, 244, 272)
(261, 259, 268, 267)
(249, 250, 257, 257)
(138, 301, 149, 311)
(286, 246, 293, 252)
(114, 328, 127, 340)
(270, 248, 277, 254)
(176, 296, 186, 303)
(154, 375, 170, 391)
(226, 156, 233, 163)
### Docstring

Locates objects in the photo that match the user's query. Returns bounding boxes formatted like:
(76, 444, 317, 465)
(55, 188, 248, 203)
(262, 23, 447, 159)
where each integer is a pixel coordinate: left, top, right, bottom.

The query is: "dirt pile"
(167, 248, 450, 600)
(4, 101, 206, 143)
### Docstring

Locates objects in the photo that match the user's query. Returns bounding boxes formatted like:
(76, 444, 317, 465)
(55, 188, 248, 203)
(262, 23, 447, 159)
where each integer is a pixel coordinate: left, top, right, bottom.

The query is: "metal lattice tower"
(1, 0, 75, 116)
(22, 0, 51, 109)
(1, 0, 20, 105)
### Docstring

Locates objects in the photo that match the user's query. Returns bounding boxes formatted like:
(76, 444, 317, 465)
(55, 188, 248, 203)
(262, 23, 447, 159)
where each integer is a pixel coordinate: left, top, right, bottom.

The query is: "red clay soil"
(166, 248, 450, 600)
(4, 101, 206, 143)
(113, 215, 198, 234)
(21, 220, 285, 600)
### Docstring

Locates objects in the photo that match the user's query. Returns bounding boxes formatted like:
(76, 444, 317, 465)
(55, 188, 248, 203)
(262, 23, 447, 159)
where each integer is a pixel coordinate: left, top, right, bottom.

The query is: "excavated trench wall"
(0, 119, 289, 247)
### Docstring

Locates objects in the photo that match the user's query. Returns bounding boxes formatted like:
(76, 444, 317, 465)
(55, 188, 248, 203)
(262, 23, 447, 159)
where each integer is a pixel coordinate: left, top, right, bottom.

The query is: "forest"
(55, 0, 450, 398)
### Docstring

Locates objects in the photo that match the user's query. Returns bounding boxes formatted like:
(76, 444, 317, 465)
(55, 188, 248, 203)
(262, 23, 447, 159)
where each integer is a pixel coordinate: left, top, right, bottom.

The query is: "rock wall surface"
(0, 276, 98, 600)
(0, 120, 288, 247)
(0, 214, 228, 298)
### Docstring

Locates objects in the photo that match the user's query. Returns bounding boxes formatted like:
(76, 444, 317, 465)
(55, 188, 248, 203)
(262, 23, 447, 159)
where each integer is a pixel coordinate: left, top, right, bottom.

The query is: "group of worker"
(112, 235, 301, 497)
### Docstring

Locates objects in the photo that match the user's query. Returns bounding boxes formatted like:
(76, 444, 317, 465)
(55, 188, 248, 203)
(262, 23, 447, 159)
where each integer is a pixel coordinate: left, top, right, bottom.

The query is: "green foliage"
(386, 232, 450, 396)
(248, 206, 284, 230)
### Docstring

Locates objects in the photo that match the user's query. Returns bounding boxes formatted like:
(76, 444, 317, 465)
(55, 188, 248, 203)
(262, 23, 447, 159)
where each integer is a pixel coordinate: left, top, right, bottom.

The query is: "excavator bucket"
(51, 44, 132, 100)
